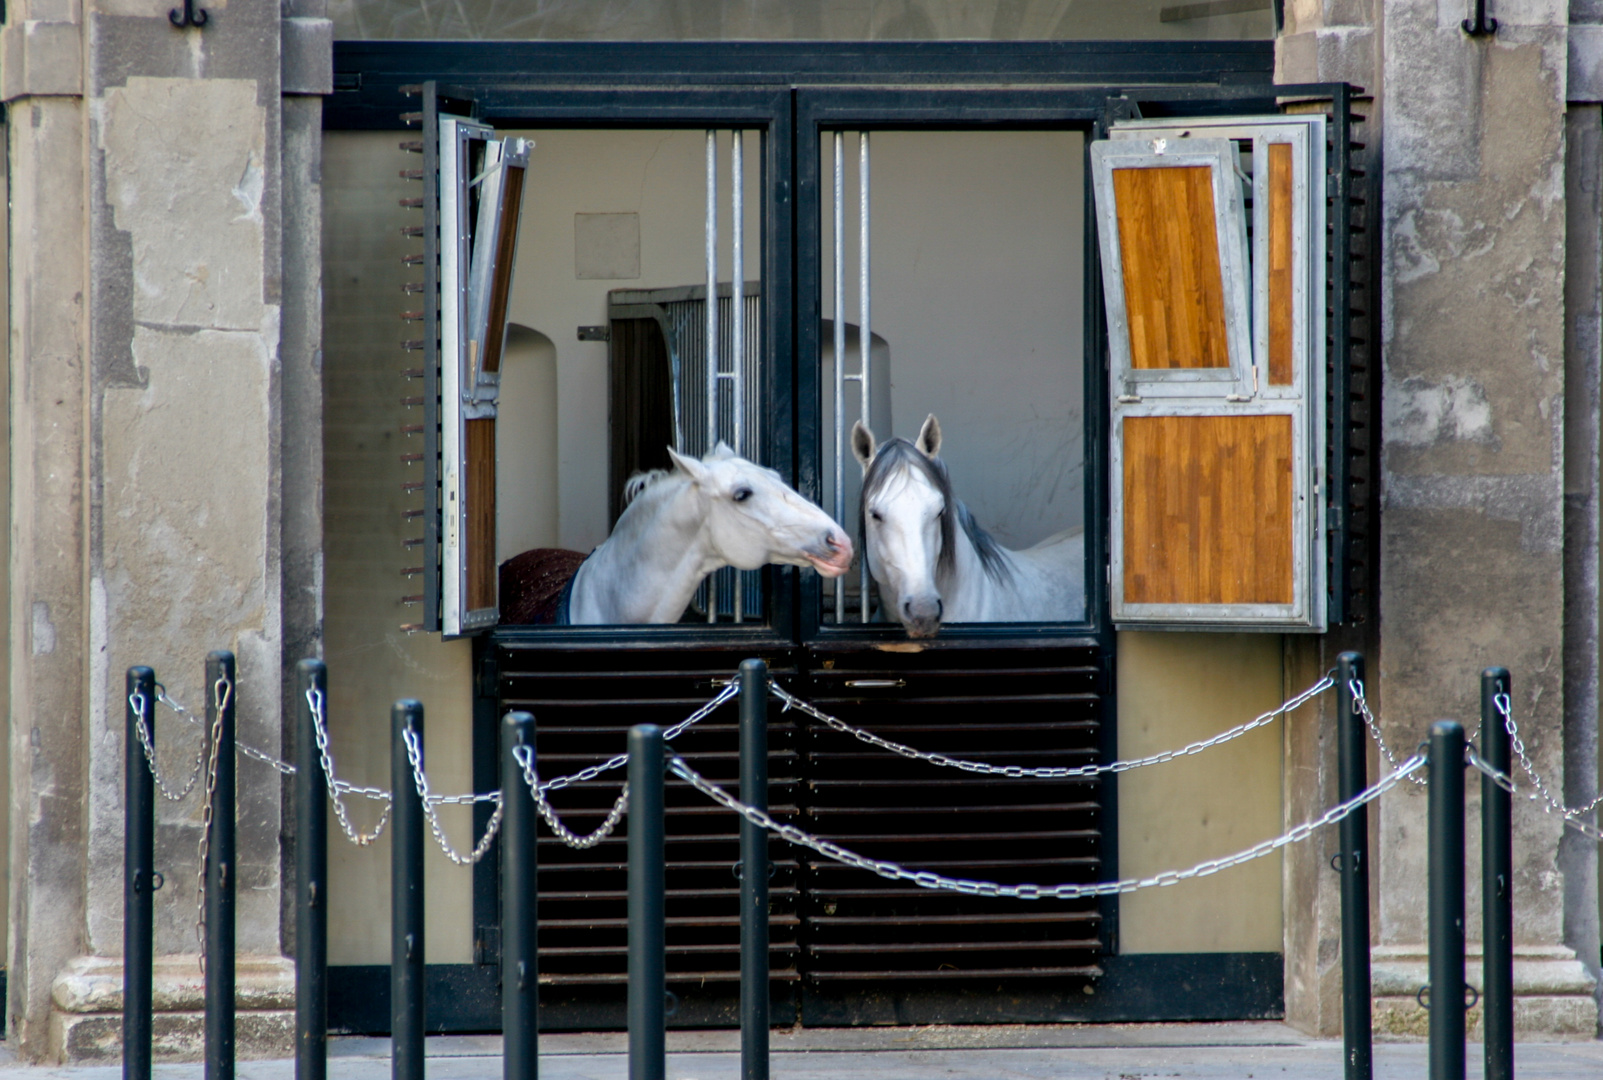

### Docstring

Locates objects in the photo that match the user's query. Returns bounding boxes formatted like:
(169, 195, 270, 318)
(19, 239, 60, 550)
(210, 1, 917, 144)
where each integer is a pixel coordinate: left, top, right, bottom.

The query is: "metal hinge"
(577, 325, 610, 342)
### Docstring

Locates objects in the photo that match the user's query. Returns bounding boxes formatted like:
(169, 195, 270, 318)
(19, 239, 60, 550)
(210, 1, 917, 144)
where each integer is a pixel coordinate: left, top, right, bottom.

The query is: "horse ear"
(666, 445, 709, 482)
(916, 414, 942, 458)
(711, 440, 737, 460)
(851, 420, 877, 471)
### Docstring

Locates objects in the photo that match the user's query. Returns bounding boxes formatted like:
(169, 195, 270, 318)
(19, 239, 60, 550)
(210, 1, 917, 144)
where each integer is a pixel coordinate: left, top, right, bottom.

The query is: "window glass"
(819, 130, 1086, 629)
(331, 0, 1272, 42)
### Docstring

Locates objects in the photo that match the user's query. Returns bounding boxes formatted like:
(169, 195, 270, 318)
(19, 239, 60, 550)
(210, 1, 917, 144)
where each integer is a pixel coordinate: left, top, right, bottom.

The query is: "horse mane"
(621, 468, 673, 509)
(859, 438, 1013, 585)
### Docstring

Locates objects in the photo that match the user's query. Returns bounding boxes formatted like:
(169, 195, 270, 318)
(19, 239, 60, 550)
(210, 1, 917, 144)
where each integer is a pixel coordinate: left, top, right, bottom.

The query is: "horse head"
(853, 414, 951, 638)
(665, 443, 853, 579)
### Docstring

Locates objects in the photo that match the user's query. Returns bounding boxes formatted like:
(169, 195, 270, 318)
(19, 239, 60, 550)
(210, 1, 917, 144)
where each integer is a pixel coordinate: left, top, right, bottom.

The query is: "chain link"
(128, 690, 206, 801)
(1467, 746, 1603, 843)
(307, 687, 393, 846)
(535, 682, 739, 797)
(1348, 678, 1428, 786)
(194, 674, 231, 975)
(769, 674, 1334, 781)
(401, 726, 503, 865)
(1491, 694, 1603, 821)
(511, 744, 630, 848)
(670, 750, 1422, 900)
(157, 683, 298, 777)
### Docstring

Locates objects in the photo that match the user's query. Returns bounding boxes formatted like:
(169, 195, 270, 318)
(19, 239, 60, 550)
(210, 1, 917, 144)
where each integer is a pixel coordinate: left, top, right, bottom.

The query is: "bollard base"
(49, 954, 294, 1063)
(1370, 945, 1597, 1041)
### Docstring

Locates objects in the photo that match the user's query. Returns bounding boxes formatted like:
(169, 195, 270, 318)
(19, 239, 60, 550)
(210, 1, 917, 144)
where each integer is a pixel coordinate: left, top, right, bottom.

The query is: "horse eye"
(733, 488, 753, 503)
(870, 510, 883, 523)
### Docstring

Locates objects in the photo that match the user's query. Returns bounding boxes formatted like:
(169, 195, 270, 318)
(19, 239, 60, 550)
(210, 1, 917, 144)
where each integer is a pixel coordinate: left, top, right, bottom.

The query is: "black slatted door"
(496, 643, 802, 1028)
(795, 639, 1108, 1025)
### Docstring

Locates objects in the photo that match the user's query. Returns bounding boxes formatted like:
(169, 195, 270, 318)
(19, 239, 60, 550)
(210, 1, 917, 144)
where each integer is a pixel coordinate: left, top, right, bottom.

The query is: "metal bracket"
(578, 325, 611, 342)
(1462, 0, 1496, 36)
(169, 0, 207, 28)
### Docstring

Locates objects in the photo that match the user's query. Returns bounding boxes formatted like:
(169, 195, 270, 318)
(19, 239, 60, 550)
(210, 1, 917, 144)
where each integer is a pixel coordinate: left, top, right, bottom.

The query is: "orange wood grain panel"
(466, 418, 498, 611)
(480, 166, 525, 378)
(1266, 142, 1294, 386)
(1112, 165, 1231, 370)
(1123, 414, 1294, 606)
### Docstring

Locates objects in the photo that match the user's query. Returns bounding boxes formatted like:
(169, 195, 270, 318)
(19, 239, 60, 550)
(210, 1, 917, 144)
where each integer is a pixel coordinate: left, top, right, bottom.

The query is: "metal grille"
(497, 643, 799, 1028)
(797, 640, 1105, 1013)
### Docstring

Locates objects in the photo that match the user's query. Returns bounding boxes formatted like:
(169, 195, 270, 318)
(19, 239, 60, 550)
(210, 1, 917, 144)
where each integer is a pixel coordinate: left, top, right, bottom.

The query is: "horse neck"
(579, 478, 720, 622)
(938, 500, 1016, 616)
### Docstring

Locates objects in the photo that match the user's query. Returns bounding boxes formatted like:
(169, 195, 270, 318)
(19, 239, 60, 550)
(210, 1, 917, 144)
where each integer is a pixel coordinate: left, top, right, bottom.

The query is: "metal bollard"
(1335, 652, 1372, 1080)
(392, 701, 426, 1080)
(628, 724, 667, 1080)
(205, 651, 237, 1080)
(295, 661, 329, 1080)
(124, 667, 157, 1080)
(1481, 668, 1513, 1080)
(502, 711, 539, 1080)
(1428, 720, 1467, 1080)
(739, 660, 770, 1080)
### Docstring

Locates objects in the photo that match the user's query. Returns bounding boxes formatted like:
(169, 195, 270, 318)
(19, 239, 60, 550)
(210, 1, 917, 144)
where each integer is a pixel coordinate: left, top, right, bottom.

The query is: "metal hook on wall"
(170, 0, 208, 29)
(1462, 0, 1496, 36)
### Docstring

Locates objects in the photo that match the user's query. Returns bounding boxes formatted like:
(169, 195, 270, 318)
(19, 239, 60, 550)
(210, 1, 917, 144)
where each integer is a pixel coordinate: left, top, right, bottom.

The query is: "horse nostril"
(935, 598, 943, 618)
(902, 599, 914, 617)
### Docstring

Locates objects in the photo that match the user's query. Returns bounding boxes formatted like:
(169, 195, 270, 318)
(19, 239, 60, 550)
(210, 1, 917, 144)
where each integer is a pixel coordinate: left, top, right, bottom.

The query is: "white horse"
(852, 415, 1085, 638)
(568, 442, 854, 624)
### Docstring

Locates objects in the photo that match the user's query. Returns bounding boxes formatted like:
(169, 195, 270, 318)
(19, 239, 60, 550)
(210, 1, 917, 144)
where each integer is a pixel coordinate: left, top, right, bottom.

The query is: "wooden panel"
(466, 417, 497, 611)
(1122, 414, 1293, 606)
(1266, 143, 1294, 386)
(1112, 165, 1230, 370)
(481, 165, 525, 377)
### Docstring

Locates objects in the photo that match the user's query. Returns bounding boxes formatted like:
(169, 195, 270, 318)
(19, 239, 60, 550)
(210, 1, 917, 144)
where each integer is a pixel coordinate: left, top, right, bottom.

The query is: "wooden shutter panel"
(1094, 117, 1327, 631)
(440, 118, 531, 635)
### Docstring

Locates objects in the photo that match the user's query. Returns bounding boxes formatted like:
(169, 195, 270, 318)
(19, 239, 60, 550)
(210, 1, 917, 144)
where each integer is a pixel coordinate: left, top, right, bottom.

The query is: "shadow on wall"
(497, 324, 559, 562)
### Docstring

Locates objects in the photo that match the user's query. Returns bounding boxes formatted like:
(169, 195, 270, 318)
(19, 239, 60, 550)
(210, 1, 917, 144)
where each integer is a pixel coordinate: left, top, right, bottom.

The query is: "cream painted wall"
(323, 133, 478, 964)
(1117, 631, 1288, 953)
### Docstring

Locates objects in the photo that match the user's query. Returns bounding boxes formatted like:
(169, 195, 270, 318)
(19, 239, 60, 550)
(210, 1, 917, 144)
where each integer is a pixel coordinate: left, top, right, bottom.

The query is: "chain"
(1492, 694, 1603, 821)
(128, 690, 206, 801)
(194, 674, 231, 975)
(158, 683, 298, 776)
(1348, 678, 1428, 786)
(534, 681, 738, 797)
(401, 726, 503, 865)
(1467, 745, 1603, 843)
(512, 744, 630, 848)
(769, 674, 1334, 781)
(670, 750, 1422, 900)
(307, 687, 392, 846)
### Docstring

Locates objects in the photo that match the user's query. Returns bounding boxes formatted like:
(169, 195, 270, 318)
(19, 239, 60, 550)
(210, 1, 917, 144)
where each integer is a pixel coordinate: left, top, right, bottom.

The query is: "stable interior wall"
(1117, 631, 1287, 953)
(322, 132, 477, 965)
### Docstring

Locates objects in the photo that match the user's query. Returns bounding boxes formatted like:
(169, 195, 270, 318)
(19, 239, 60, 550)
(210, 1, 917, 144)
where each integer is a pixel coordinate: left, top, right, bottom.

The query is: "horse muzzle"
(901, 596, 943, 639)
(807, 531, 855, 578)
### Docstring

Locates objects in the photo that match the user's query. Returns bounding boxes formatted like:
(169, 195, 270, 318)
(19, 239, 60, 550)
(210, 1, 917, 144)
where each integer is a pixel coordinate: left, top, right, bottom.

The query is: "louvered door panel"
(496, 643, 801, 1028)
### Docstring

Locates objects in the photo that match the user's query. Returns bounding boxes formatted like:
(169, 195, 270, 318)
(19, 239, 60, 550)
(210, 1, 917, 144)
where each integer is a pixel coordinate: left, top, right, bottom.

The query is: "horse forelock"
(622, 468, 672, 508)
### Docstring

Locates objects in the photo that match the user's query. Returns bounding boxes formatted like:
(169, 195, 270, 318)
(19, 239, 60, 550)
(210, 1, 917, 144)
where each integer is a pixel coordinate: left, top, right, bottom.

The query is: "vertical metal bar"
(1335, 652, 1372, 1080)
(732, 128, 745, 624)
(392, 700, 426, 1080)
(205, 651, 237, 1080)
(706, 129, 720, 622)
(1481, 667, 1513, 1080)
(296, 662, 329, 1080)
(628, 724, 667, 1080)
(1428, 720, 1467, 1080)
(124, 666, 156, 1080)
(503, 711, 539, 1080)
(857, 132, 871, 622)
(739, 661, 770, 1080)
(832, 130, 846, 623)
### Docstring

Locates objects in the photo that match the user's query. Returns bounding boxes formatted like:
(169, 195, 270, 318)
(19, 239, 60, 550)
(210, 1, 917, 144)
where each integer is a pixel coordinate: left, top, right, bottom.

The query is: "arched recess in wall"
(496, 323, 559, 562)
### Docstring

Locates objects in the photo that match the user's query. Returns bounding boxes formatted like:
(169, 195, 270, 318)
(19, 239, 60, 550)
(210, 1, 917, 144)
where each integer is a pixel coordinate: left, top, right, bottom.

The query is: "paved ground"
(4, 1024, 1603, 1078)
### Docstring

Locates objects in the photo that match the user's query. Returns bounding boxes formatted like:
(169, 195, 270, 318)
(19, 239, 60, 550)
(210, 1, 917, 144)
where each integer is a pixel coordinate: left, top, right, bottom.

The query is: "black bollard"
(124, 666, 157, 1080)
(392, 701, 426, 1080)
(502, 711, 539, 1080)
(1335, 652, 1373, 1080)
(1481, 668, 1513, 1080)
(627, 724, 666, 1080)
(205, 651, 237, 1080)
(295, 661, 329, 1080)
(1428, 720, 1467, 1080)
(739, 661, 770, 1080)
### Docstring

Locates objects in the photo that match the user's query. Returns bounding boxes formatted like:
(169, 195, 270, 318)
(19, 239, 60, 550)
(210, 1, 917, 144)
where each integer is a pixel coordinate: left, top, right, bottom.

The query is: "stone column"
(2, 1, 332, 1062)
(1376, 0, 1595, 1039)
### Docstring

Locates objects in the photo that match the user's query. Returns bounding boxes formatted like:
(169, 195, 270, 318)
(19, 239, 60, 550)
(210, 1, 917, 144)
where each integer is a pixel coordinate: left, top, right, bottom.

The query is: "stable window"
(1093, 114, 1329, 631)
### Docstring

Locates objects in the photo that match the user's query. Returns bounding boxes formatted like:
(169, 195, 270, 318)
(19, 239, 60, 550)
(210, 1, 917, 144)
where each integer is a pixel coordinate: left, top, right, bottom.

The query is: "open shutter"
(440, 116, 531, 635)
(1093, 115, 1327, 631)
